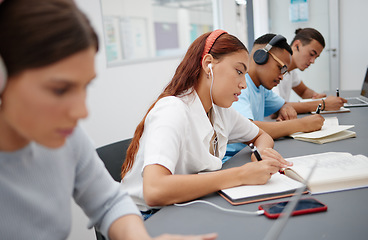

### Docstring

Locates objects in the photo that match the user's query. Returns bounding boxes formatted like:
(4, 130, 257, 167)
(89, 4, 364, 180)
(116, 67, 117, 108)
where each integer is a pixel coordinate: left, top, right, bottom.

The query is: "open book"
(284, 152, 368, 193)
(219, 152, 368, 205)
(290, 117, 356, 144)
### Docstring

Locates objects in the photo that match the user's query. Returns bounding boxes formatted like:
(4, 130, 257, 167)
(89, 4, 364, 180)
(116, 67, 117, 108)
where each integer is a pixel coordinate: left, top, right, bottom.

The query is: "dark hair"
(253, 33, 293, 55)
(291, 28, 325, 48)
(0, 0, 99, 77)
(121, 31, 248, 179)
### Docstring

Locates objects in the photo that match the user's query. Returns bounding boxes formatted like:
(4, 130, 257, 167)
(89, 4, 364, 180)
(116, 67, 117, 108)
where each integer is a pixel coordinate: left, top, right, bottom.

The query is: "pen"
(316, 103, 322, 114)
(249, 143, 262, 161)
(336, 88, 339, 97)
(250, 143, 286, 174)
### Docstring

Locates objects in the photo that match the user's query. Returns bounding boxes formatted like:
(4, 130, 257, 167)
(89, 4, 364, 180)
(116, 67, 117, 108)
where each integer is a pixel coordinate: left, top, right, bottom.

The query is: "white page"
(287, 152, 368, 184)
(290, 117, 354, 139)
(221, 173, 304, 200)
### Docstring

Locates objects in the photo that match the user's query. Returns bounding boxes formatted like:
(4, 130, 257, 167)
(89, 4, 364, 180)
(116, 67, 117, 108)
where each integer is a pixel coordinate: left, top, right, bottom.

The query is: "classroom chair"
(94, 138, 132, 240)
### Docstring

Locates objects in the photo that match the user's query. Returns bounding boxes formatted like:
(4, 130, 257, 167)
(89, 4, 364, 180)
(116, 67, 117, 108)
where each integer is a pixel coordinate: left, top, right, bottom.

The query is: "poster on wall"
(120, 17, 150, 60)
(103, 17, 123, 63)
(289, 0, 309, 23)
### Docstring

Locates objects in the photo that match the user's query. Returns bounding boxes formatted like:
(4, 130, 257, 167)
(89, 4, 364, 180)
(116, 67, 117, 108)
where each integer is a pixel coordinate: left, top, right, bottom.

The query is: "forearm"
(109, 214, 151, 240)
(253, 120, 304, 139)
(293, 81, 321, 99)
(287, 101, 321, 114)
(300, 88, 317, 99)
(143, 165, 244, 207)
(249, 129, 274, 151)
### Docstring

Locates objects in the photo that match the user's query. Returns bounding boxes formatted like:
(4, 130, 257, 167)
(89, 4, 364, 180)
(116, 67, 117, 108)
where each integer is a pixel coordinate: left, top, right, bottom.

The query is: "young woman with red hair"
(120, 30, 292, 220)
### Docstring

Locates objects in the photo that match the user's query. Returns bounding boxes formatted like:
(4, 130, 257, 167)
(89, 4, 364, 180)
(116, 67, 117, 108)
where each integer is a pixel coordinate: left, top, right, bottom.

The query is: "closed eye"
(310, 50, 318, 57)
(51, 86, 71, 96)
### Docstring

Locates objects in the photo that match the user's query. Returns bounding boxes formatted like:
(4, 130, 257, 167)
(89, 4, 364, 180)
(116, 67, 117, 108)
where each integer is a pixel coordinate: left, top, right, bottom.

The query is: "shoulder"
(154, 96, 189, 112)
(289, 70, 301, 82)
(146, 95, 191, 128)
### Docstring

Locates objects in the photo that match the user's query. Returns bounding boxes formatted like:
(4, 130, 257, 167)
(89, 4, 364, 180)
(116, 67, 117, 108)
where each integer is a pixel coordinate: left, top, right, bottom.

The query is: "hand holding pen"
(249, 143, 292, 174)
(249, 143, 262, 161)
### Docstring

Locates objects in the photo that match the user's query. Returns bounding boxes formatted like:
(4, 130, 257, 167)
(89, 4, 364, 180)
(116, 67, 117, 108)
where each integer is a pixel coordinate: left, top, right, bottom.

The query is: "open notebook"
(290, 117, 356, 144)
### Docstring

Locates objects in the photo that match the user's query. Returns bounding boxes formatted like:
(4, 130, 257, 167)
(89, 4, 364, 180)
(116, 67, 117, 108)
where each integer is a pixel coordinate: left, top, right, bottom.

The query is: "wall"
(339, 0, 368, 90)
(268, 0, 368, 101)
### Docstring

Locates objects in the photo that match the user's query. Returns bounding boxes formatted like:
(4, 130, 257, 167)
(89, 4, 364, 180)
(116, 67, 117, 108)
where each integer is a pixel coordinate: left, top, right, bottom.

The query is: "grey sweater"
(0, 127, 140, 240)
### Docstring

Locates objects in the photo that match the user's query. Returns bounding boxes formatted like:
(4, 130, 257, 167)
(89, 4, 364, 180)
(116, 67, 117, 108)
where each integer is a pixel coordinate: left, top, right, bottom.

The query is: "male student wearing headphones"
(273, 28, 346, 110)
(0, 0, 217, 239)
(224, 33, 325, 161)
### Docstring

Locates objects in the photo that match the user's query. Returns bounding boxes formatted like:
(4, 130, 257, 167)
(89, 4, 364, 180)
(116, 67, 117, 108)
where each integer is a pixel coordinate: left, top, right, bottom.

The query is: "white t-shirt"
(120, 91, 259, 211)
(273, 70, 302, 101)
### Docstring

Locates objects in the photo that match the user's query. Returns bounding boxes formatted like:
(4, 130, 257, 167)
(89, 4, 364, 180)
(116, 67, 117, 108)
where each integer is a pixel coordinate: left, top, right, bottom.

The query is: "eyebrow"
(238, 62, 247, 72)
(50, 74, 96, 84)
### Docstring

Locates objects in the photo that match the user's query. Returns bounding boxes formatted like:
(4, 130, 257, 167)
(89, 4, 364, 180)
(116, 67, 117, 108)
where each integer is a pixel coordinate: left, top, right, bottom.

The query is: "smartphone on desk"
(259, 198, 327, 219)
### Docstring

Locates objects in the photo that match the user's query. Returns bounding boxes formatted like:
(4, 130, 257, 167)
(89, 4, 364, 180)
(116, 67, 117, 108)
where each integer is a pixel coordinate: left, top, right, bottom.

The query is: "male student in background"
(224, 33, 325, 161)
(273, 28, 346, 110)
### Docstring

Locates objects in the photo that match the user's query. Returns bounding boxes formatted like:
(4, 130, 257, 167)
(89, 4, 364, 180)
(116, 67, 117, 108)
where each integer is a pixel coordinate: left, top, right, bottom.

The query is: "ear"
(201, 54, 214, 74)
(293, 40, 302, 52)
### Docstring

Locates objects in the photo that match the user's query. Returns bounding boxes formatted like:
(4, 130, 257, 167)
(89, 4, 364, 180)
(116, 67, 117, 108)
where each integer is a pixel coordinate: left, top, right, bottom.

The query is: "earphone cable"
(174, 200, 265, 216)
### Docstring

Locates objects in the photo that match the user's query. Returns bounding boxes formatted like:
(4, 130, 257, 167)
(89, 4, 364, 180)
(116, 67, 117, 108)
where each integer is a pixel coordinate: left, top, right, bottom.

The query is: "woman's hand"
(238, 159, 288, 185)
(258, 148, 293, 167)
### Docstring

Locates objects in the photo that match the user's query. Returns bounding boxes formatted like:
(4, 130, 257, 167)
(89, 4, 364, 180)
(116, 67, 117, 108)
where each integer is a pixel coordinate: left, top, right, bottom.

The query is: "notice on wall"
(289, 0, 309, 23)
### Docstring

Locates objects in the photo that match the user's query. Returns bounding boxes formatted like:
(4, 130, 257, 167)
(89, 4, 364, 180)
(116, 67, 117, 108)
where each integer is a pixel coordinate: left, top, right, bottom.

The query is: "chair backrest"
(94, 138, 132, 240)
(96, 138, 132, 182)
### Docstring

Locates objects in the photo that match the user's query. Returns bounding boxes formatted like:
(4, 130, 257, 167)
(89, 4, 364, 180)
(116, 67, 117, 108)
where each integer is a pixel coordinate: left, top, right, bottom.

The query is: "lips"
(234, 92, 241, 101)
(57, 128, 75, 137)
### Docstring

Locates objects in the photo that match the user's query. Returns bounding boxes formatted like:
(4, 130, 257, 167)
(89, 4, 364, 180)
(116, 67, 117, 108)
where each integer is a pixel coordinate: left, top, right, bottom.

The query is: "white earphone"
(207, 62, 218, 156)
(208, 63, 217, 115)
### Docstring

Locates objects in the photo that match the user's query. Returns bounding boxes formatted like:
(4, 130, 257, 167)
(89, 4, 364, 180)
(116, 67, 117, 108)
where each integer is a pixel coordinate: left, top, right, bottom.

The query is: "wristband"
(321, 99, 326, 111)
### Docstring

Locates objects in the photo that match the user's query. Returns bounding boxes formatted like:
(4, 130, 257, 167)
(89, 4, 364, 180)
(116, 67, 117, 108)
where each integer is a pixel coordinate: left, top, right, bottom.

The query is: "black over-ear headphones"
(0, 55, 6, 95)
(253, 35, 286, 65)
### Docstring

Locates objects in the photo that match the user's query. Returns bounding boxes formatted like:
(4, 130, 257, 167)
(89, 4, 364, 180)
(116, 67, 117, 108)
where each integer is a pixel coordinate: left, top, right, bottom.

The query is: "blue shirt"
(223, 73, 285, 162)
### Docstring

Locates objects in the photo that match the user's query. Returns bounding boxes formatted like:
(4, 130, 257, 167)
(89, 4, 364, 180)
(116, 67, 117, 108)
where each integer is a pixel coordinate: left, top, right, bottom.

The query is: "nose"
(240, 76, 247, 89)
(278, 73, 284, 80)
(69, 91, 88, 120)
(310, 57, 316, 64)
